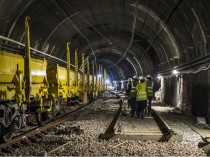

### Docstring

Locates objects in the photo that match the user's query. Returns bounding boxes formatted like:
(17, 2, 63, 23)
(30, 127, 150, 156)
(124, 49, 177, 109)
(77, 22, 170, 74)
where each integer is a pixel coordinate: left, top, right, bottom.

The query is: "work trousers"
(127, 97, 131, 108)
(130, 97, 136, 116)
(147, 96, 152, 114)
(136, 100, 147, 118)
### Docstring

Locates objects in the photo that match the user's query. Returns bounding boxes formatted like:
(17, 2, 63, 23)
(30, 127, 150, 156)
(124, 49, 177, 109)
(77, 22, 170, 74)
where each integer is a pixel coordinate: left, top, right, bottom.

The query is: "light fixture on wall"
(105, 79, 110, 84)
(172, 69, 181, 78)
(157, 74, 162, 80)
(97, 74, 102, 78)
(172, 69, 179, 75)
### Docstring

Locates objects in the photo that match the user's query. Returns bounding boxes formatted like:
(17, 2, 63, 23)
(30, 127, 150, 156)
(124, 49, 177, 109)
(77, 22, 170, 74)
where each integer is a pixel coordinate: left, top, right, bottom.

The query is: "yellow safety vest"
(146, 80, 153, 97)
(130, 81, 137, 97)
(136, 83, 147, 101)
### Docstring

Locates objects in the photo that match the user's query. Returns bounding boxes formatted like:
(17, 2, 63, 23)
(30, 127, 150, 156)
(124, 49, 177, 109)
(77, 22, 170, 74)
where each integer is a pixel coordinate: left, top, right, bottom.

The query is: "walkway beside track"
(103, 90, 182, 141)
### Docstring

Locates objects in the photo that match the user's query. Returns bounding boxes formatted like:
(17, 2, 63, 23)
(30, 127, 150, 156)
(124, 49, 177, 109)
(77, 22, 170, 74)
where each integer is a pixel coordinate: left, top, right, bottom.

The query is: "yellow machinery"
(0, 51, 26, 142)
(75, 49, 79, 96)
(47, 64, 68, 115)
(30, 58, 50, 112)
(0, 51, 25, 104)
(90, 61, 95, 100)
(0, 16, 52, 141)
(0, 16, 109, 142)
(81, 53, 87, 104)
(25, 17, 51, 123)
(47, 43, 70, 116)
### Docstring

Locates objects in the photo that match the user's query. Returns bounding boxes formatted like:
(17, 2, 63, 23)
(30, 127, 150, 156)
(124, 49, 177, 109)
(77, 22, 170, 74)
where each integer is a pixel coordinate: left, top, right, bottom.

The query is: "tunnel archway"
(0, 0, 210, 122)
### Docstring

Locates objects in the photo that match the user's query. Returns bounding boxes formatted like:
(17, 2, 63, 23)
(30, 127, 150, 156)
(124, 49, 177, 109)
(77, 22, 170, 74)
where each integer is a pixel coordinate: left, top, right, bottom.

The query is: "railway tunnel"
(0, 0, 210, 156)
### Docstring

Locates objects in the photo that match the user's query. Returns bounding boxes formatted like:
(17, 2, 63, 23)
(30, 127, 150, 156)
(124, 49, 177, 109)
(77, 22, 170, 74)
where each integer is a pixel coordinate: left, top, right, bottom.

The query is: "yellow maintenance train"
(0, 17, 107, 142)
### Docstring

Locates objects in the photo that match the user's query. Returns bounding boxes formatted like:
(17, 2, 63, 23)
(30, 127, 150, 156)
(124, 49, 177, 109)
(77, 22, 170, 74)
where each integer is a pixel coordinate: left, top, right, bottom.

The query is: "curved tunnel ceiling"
(0, 0, 209, 80)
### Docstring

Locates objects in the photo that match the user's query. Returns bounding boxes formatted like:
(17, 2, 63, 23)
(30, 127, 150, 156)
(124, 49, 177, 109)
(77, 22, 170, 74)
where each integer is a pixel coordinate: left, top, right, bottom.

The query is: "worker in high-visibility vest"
(146, 75, 154, 115)
(129, 75, 138, 117)
(126, 78, 133, 108)
(136, 76, 148, 119)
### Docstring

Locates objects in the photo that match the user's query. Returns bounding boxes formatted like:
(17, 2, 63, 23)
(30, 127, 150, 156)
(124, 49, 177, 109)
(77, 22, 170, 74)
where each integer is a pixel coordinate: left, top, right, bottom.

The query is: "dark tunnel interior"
(0, 0, 210, 122)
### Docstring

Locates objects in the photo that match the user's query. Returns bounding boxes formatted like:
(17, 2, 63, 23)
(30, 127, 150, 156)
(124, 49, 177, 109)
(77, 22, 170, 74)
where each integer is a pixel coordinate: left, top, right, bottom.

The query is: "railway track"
(0, 101, 91, 154)
(43, 91, 182, 155)
(46, 92, 122, 156)
(99, 91, 181, 142)
(0, 93, 187, 156)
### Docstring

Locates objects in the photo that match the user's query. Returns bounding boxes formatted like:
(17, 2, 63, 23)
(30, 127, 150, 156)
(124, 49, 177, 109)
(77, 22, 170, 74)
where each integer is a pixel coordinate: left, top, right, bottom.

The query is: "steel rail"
(0, 103, 90, 152)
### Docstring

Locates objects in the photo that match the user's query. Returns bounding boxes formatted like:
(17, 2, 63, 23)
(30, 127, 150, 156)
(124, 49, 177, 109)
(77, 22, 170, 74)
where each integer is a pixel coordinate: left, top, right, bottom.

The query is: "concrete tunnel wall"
(160, 70, 210, 124)
(0, 0, 210, 125)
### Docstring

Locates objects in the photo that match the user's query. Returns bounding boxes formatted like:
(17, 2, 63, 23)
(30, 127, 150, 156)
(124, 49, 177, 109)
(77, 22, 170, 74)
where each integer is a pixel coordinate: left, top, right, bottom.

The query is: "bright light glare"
(172, 70, 179, 75)
(157, 75, 162, 80)
(98, 74, 102, 78)
(105, 79, 110, 84)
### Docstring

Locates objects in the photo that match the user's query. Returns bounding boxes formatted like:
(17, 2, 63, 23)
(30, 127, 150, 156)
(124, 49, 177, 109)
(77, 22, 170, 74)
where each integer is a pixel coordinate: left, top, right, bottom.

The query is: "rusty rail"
(0, 103, 90, 153)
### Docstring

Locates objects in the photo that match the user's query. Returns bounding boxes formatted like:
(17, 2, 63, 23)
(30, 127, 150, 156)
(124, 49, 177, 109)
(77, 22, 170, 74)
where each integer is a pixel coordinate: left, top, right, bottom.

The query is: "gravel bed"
(50, 101, 207, 156)
(51, 138, 205, 156)
(3, 93, 207, 156)
(4, 93, 118, 156)
(152, 105, 205, 148)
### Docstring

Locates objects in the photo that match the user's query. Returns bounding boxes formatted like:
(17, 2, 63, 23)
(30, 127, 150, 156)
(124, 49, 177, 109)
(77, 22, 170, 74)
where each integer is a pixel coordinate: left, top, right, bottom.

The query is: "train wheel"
(0, 126, 13, 143)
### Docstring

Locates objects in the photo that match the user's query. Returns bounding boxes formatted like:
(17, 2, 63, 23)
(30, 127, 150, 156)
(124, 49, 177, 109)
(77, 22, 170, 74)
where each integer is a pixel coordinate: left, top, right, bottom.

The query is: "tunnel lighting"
(106, 79, 110, 84)
(172, 70, 179, 75)
(157, 75, 162, 80)
(97, 74, 102, 78)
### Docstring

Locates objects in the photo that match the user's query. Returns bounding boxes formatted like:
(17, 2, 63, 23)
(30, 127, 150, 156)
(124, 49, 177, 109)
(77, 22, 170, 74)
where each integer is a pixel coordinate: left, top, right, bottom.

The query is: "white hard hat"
(133, 75, 138, 79)
(128, 78, 132, 82)
(139, 76, 144, 80)
(147, 75, 152, 78)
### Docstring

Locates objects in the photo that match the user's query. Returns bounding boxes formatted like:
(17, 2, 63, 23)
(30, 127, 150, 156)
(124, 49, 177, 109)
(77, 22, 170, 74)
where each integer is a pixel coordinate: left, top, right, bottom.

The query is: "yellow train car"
(30, 58, 50, 112)
(0, 17, 108, 142)
(47, 64, 67, 115)
(0, 51, 26, 142)
(0, 50, 51, 141)
(69, 69, 78, 97)
(0, 51, 25, 103)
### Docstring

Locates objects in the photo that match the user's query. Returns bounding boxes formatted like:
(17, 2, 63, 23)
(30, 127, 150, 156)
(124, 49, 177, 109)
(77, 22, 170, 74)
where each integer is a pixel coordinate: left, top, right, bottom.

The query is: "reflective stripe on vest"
(136, 83, 147, 101)
(130, 81, 137, 97)
(146, 81, 153, 97)
(136, 92, 147, 100)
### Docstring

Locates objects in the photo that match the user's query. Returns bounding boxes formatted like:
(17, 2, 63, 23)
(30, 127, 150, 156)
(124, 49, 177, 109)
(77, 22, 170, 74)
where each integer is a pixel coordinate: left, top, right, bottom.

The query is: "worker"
(126, 78, 132, 108)
(146, 75, 153, 115)
(130, 75, 138, 117)
(136, 76, 147, 119)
